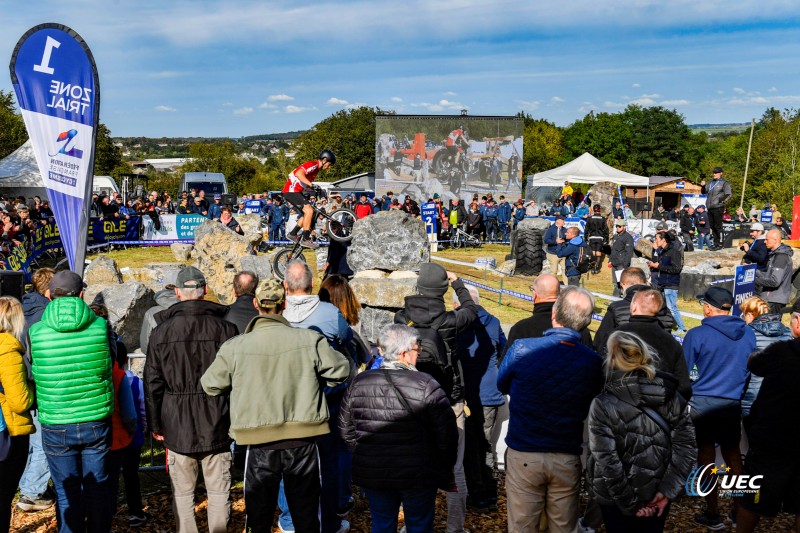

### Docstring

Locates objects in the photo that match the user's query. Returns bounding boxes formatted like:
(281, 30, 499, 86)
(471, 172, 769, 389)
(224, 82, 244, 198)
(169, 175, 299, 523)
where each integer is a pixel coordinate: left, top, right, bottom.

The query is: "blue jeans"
(19, 410, 51, 499)
(42, 419, 113, 533)
(277, 479, 294, 531)
(696, 233, 710, 250)
(364, 486, 437, 533)
(663, 289, 686, 331)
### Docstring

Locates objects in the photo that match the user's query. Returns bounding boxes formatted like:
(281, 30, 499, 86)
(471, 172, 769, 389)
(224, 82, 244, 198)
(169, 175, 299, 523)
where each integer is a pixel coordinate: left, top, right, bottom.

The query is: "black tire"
(272, 248, 306, 280)
(326, 209, 357, 242)
(514, 229, 545, 276)
(450, 170, 462, 195)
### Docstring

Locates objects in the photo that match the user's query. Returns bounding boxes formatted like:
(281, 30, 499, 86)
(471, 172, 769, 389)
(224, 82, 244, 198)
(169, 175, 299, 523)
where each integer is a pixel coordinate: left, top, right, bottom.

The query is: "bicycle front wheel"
(327, 209, 357, 242)
(272, 247, 306, 280)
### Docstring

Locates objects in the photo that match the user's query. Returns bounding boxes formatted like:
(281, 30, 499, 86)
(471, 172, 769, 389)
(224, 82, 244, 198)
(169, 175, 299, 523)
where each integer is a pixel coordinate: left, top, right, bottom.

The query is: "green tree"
(624, 105, 702, 177)
(0, 90, 28, 160)
(93, 122, 132, 179)
(292, 106, 378, 180)
(520, 114, 565, 176)
(747, 108, 800, 215)
(562, 111, 634, 171)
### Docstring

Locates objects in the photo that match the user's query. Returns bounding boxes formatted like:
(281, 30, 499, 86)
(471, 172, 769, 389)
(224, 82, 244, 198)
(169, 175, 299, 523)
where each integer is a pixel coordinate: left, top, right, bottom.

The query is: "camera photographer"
(741, 223, 769, 271)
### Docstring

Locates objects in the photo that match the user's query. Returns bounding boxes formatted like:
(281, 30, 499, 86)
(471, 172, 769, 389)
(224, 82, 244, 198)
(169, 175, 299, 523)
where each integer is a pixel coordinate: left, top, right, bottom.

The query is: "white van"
(93, 176, 120, 197)
(180, 172, 228, 196)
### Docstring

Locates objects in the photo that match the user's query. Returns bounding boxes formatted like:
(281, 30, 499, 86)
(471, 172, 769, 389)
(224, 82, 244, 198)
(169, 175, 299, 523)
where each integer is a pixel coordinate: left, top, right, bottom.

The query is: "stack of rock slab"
(346, 210, 430, 343)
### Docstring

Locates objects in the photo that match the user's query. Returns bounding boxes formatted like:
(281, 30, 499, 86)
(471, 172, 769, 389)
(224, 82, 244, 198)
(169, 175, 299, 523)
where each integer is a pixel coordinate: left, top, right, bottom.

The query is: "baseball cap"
(713, 166, 724, 174)
(697, 286, 733, 311)
(49, 270, 85, 295)
(255, 278, 285, 307)
(655, 222, 668, 232)
(176, 266, 206, 288)
(614, 219, 628, 227)
(750, 222, 765, 231)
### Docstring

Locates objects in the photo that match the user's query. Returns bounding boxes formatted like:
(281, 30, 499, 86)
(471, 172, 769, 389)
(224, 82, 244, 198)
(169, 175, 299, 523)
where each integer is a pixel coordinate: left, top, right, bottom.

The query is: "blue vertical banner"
(10, 24, 100, 276)
(421, 202, 438, 234)
(732, 263, 757, 318)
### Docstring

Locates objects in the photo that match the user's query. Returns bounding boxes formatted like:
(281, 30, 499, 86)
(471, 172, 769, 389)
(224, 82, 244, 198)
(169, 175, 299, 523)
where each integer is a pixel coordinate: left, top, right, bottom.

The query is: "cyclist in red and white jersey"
(282, 149, 336, 248)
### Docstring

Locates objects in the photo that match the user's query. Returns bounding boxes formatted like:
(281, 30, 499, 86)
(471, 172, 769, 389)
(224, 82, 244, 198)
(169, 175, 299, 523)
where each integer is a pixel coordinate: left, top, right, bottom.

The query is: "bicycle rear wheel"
(326, 209, 357, 242)
(272, 247, 306, 280)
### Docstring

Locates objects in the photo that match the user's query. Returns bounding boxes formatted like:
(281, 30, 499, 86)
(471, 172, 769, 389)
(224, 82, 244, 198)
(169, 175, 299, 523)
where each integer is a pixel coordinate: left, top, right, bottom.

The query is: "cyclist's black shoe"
(300, 238, 319, 249)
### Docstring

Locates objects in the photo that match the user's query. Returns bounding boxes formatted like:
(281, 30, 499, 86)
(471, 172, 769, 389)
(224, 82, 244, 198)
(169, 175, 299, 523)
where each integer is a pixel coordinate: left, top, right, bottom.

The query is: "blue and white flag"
(10, 24, 99, 276)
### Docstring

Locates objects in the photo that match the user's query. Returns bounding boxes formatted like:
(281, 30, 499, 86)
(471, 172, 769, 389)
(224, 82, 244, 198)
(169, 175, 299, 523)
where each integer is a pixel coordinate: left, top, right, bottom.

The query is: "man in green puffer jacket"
(29, 270, 115, 532)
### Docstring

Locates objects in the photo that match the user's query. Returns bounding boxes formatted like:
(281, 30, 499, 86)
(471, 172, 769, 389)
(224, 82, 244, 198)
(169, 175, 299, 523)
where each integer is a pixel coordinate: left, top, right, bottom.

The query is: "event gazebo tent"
(0, 139, 49, 199)
(528, 152, 649, 188)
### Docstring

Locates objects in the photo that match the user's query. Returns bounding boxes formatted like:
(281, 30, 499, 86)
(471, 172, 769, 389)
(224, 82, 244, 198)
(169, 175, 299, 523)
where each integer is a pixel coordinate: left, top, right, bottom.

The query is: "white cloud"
(346, 102, 369, 109)
(222, 102, 234, 107)
(551, 96, 565, 103)
(603, 101, 625, 108)
(258, 102, 277, 109)
(154, 105, 176, 112)
(578, 103, 597, 113)
(391, 97, 403, 102)
(326, 97, 349, 105)
(285, 105, 317, 113)
(269, 94, 294, 101)
(768, 86, 778, 93)
(632, 83, 641, 88)
(661, 99, 690, 106)
(733, 87, 746, 94)
(233, 107, 254, 116)
(444, 91, 458, 96)
(414, 99, 467, 112)
(629, 97, 657, 106)
(640, 93, 661, 98)
(518, 99, 540, 111)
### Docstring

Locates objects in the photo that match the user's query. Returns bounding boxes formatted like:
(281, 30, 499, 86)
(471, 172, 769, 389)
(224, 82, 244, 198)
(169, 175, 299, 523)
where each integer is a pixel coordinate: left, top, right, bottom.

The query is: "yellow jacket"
(0, 332, 34, 436)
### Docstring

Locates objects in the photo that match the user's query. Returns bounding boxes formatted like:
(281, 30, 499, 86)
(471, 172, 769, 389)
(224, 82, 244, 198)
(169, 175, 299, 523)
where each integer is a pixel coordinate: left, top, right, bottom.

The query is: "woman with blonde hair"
(587, 331, 696, 533)
(0, 296, 34, 532)
(739, 295, 791, 432)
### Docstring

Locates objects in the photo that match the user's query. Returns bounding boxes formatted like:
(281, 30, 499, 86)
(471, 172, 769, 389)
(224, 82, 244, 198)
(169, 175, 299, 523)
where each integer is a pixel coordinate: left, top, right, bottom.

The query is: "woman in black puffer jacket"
(587, 331, 697, 533)
(338, 324, 457, 533)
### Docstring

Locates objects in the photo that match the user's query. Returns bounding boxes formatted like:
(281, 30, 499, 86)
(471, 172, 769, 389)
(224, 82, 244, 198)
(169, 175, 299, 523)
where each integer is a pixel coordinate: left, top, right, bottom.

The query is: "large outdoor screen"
(375, 115, 523, 203)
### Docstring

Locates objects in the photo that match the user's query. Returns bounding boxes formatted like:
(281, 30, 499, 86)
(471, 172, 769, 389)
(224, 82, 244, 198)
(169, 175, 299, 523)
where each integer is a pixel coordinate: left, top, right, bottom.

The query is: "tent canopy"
(530, 152, 649, 188)
(0, 140, 49, 199)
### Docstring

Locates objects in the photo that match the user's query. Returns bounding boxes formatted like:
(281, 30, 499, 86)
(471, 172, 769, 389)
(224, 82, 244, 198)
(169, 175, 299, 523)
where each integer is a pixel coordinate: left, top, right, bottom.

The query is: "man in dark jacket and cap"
(145, 266, 238, 533)
(395, 263, 477, 533)
(609, 218, 634, 295)
(700, 166, 732, 250)
(756, 229, 794, 317)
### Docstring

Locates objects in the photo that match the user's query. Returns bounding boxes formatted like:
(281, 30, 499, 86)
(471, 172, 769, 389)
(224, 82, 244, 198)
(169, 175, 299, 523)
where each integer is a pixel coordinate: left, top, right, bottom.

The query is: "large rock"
(193, 220, 259, 303)
(170, 243, 193, 262)
(359, 306, 398, 344)
(347, 210, 430, 272)
(84, 255, 122, 285)
(496, 259, 516, 276)
(586, 181, 619, 216)
(350, 270, 418, 308)
(236, 214, 263, 241)
(84, 282, 155, 351)
(634, 236, 654, 259)
(238, 255, 274, 281)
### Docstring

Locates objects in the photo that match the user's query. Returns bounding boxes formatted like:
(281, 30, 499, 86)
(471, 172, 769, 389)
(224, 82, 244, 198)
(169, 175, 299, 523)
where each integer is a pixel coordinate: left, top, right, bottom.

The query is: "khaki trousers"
(505, 448, 581, 533)
(546, 253, 566, 284)
(168, 449, 232, 533)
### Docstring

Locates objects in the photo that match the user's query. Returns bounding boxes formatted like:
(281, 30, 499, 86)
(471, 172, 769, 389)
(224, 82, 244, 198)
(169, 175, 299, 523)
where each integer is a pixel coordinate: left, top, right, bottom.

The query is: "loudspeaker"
(0, 271, 25, 301)
(641, 202, 653, 211)
(221, 194, 236, 206)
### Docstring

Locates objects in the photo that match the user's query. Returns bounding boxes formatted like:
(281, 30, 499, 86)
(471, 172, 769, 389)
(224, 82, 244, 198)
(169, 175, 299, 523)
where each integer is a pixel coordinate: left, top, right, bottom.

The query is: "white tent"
(529, 152, 649, 187)
(0, 140, 49, 199)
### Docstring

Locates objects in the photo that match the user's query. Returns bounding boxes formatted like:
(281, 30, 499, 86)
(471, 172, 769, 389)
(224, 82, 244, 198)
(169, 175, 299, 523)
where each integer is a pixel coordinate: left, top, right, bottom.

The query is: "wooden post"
(740, 118, 756, 211)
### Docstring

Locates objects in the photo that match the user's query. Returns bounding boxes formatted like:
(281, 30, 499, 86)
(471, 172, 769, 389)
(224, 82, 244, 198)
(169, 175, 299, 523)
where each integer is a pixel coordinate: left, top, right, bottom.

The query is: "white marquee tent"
(0, 140, 49, 199)
(529, 152, 649, 188)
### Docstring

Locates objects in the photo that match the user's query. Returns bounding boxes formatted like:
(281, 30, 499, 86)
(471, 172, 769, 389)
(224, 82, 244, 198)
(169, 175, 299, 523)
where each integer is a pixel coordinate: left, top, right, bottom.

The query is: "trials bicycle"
(272, 190, 356, 280)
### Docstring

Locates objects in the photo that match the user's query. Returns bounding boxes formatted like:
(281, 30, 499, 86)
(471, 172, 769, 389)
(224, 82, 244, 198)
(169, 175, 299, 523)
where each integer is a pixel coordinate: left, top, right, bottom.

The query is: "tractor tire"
(514, 228, 545, 276)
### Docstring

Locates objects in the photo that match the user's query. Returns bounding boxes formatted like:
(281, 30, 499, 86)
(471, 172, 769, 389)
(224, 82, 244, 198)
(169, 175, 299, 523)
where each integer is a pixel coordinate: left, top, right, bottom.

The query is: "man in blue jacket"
(497, 195, 512, 242)
(207, 194, 222, 220)
(683, 286, 757, 530)
(498, 287, 603, 533)
(484, 199, 499, 242)
(544, 216, 567, 284)
(269, 197, 288, 242)
(556, 226, 586, 286)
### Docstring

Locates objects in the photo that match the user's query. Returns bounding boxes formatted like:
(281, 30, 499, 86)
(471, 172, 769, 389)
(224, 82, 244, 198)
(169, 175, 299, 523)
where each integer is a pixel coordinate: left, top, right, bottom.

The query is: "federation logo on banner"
(10, 23, 100, 275)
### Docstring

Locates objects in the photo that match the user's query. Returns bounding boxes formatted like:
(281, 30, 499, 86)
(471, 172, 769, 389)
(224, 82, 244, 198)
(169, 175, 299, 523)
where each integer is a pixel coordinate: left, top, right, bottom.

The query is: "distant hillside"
(689, 123, 750, 134)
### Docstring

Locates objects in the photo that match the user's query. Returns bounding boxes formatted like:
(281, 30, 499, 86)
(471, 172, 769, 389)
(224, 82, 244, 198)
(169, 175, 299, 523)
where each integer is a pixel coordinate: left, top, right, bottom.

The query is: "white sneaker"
(335, 519, 350, 533)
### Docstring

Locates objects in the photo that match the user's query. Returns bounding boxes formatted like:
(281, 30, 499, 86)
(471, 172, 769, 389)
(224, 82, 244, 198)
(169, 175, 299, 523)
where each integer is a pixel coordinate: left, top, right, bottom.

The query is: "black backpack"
(407, 320, 454, 394)
(575, 246, 593, 274)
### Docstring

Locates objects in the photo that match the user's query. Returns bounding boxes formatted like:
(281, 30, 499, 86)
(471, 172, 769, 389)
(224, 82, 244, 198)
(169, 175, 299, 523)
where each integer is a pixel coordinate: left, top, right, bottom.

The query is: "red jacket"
(354, 202, 373, 219)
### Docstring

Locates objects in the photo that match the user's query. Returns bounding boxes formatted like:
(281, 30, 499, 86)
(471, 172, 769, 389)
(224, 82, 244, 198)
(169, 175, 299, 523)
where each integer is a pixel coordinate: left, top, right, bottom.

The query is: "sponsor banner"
(87, 216, 141, 245)
(244, 200, 262, 215)
(681, 194, 707, 210)
(10, 24, 100, 275)
(732, 263, 757, 317)
(141, 214, 205, 241)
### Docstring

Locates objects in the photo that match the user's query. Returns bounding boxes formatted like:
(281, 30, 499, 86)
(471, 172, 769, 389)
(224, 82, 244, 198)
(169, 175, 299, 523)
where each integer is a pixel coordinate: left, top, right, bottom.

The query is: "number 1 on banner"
(33, 36, 61, 75)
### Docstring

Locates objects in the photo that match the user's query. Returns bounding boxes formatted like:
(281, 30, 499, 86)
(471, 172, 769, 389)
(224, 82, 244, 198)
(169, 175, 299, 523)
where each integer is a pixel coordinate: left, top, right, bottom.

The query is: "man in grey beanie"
(395, 262, 478, 533)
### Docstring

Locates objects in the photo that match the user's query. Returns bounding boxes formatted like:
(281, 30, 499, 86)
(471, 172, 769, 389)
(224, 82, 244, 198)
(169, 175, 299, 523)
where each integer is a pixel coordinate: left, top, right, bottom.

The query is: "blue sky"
(3, 0, 800, 137)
